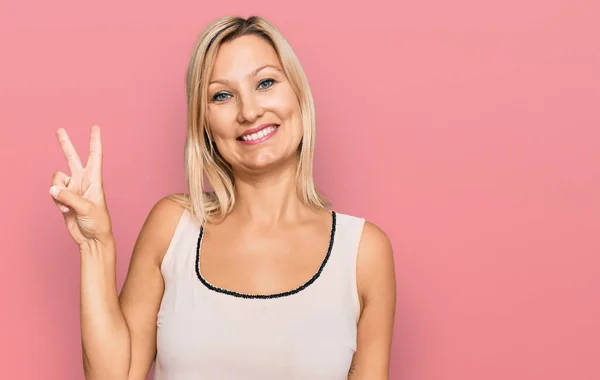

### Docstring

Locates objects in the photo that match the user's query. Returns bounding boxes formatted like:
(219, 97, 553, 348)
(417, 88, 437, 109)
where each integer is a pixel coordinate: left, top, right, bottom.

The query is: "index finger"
(56, 128, 83, 172)
(86, 125, 103, 176)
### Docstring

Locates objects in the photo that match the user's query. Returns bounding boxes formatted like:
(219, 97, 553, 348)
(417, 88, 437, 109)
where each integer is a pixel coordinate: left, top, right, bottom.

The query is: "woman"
(49, 16, 396, 380)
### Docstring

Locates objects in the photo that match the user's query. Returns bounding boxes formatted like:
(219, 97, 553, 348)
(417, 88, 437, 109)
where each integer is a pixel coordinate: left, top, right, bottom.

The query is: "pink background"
(1, 0, 599, 379)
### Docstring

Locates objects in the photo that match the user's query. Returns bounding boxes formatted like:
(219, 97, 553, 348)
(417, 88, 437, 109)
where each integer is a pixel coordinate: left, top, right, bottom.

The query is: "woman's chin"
(235, 151, 295, 174)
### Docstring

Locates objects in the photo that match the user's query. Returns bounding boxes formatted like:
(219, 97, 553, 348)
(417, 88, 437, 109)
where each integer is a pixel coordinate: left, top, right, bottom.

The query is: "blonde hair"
(167, 16, 329, 226)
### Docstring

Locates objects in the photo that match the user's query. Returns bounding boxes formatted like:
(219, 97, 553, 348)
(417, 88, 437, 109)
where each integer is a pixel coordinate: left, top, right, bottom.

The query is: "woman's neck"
(229, 162, 306, 227)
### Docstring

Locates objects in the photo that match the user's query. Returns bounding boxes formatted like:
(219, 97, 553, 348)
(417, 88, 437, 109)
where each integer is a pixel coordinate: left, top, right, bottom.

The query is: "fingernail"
(60, 205, 69, 213)
(50, 186, 60, 197)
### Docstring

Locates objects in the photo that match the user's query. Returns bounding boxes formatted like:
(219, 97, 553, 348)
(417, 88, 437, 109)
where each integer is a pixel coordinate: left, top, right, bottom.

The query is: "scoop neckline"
(194, 211, 337, 299)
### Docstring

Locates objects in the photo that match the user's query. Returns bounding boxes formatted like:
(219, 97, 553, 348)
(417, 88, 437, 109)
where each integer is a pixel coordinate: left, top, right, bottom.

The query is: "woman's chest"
(156, 300, 356, 380)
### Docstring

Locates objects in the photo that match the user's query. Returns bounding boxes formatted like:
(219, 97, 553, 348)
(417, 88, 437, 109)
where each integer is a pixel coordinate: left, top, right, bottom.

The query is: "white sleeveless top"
(154, 209, 365, 380)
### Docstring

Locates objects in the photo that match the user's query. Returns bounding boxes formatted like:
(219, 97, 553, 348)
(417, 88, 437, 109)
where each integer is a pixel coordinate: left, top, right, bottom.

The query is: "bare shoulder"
(133, 193, 188, 266)
(356, 221, 396, 308)
(357, 221, 395, 273)
(150, 192, 189, 218)
(359, 221, 393, 256)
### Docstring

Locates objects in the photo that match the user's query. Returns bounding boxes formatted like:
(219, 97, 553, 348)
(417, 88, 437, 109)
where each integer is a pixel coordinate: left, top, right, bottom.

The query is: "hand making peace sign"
(50, 125, 113, 249)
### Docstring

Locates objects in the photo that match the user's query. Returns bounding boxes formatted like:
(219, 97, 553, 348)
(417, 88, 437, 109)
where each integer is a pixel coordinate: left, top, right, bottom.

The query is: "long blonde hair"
(167, 16, 329, 226)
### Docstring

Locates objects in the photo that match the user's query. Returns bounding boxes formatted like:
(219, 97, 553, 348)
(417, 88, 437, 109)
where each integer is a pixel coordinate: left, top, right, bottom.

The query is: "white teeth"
(241, 126, 277, 141)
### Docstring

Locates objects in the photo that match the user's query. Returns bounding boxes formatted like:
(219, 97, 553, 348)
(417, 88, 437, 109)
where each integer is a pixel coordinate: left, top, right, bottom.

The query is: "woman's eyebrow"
(251, 64, 283, 76)
(209, 64, 283, 86)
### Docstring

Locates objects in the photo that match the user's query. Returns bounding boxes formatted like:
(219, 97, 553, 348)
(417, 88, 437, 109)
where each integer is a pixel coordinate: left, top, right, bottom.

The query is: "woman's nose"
(237, 92, 264, 124)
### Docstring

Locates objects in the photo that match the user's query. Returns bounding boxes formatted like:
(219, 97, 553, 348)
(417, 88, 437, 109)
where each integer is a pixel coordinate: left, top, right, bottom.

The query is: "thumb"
(49, 185, 90, 215)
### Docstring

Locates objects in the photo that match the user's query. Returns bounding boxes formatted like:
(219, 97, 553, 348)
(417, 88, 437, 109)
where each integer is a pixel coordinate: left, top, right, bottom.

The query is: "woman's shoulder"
(152, 193, 189, 220)
(359, 220, 392, 251)
(332, 211, 393, 262)
(355, 218, 395, 301)
(162, 192, 191, 209)
(134, 194, 190, 266)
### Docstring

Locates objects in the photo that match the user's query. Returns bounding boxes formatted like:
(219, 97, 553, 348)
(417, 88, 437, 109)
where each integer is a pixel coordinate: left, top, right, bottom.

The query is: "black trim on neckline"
(194, 211, 337, 299)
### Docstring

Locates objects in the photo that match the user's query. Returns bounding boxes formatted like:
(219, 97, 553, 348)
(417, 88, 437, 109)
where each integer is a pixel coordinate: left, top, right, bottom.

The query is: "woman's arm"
(79, 236, 131, 380)
(349, 221, 397, 379)
(116, 197, 185, 380)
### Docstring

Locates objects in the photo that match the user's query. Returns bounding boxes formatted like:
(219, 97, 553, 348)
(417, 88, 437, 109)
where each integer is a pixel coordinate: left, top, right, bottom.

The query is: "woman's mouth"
(237, 124, 280, 145)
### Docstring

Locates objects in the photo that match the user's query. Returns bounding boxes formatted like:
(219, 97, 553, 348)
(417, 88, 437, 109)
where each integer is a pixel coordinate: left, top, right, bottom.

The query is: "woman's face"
(206, 34, 303, 174)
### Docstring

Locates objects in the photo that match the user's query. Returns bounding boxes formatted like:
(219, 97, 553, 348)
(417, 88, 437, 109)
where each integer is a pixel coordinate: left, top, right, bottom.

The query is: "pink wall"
(1, 1, 599, 379)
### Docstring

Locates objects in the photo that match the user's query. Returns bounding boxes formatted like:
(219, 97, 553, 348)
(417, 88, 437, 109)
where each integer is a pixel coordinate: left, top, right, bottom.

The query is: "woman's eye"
(257, 79, 275, 89)
(212, 92, 231, 102)
(211, 80, 274, 102)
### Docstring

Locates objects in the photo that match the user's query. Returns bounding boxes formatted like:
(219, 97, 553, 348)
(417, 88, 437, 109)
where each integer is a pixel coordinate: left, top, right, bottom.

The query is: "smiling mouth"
(236, 124, 280, 143)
